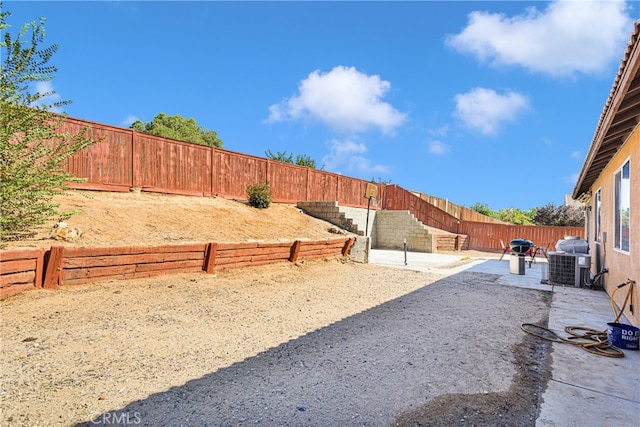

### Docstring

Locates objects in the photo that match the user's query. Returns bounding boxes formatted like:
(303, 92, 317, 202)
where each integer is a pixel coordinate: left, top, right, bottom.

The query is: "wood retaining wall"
(0, 249, 47, 299)
(0, 238, 354, 299)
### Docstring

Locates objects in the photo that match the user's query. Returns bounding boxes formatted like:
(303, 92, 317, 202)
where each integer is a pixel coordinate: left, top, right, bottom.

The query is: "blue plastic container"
(607, 322, 640, 350)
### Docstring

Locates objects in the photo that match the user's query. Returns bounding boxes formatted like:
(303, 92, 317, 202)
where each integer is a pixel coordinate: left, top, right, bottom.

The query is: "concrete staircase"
(296, 201, 374, 237)
(296, 201, 468, 253)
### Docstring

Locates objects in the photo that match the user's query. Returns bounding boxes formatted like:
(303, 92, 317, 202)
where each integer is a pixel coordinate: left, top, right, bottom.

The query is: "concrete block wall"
(339, 205, 376, 237)
(373, 210, 434, 253)
(297, 201, 375, 237)
(297, 201, 436, 254)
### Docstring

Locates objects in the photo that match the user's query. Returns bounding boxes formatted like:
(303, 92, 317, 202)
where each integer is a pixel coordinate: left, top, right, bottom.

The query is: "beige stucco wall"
(588, 125, 639, 327)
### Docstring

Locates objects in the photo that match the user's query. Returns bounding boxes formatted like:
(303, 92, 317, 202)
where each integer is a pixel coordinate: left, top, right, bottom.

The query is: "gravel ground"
(1, 190, 552, 426)
(1, 259, 552, 427)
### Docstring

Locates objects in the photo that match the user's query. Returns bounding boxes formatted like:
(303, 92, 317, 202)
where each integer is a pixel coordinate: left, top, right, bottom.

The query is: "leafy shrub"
(247, 182, 271, 209)
(1, 9, 94, 245)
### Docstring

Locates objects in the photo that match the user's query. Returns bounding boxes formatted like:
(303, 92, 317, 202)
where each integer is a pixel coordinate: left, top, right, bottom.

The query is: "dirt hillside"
(4, 190, 348, 250)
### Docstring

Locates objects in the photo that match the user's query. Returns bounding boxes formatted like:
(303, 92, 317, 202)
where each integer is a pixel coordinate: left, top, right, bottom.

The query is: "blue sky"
(5, 1, 638, 210)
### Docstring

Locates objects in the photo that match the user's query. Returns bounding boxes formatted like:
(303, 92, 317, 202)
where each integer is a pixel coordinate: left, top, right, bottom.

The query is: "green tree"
(1, 7, 94, 244)
(469, 203, 535, 224)
(131, 113, 223, 148)
(470, 200, 584, 226)
(265, 149, 294, 164)
(265, 149, 318, 169)
(469, 203, 496, 218)
(371, 177, 392, 185)
(533, 203, 584, 226)
(495, 207, 534, 225)
(564, 205, 585, 227)
(294, 153, 317, 168)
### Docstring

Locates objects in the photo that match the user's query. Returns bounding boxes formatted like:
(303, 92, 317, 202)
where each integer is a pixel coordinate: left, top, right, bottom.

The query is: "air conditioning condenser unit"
(548, 253, 591, 287)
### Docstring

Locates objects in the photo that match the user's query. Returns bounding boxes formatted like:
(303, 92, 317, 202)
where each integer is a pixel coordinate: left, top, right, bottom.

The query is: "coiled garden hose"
(522, 279, 637, 358)
(521, 323, 624, 358)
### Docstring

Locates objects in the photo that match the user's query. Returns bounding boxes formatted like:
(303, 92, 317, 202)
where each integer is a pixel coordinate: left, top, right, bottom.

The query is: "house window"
(614, 159, 630, 252)
(595, 188, 601, 242)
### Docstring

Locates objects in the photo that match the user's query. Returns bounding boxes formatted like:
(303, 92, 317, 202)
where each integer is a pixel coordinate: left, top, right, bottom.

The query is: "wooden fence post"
(211, 147, 217, 196)
(266, 159, 271, 187)
(289, 240, 301, 263)
(203, 243, 217, 273)
(306, 168, 311, 202)
(35, 249, 46, 288)
(342, 238, 355, 257)
(43, 246, 64, 289)
(131, 129, 140, 188)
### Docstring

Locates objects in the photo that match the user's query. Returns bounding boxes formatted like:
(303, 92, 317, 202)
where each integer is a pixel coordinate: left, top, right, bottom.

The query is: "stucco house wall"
(587, 126, 639, 327)
(574, 21, 640, 327)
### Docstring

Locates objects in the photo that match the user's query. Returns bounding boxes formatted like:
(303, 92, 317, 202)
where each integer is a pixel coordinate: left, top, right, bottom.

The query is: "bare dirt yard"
(1, 190, 551, 426)
(2, 190, 350, 250)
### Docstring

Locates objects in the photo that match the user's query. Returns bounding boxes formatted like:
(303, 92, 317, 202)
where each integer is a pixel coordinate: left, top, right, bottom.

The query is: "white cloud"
(453, 87, 530, 135)
(322, 137, 390, 175)
(348, 157, 391, 175)
(571, 150, 582, 159)
(321, 138, 367, 170)
(30, 81, 63, 113)
(429, 140, 450, 155)
(446, 0, 633, 76)
(266, 66, 407, 134)
(122, 115, 141, 127)
(428, 125, 449, 138)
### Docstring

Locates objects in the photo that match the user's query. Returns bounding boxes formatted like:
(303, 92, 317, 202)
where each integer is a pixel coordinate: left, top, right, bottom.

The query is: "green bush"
(1, 9, 95, 245)
(247, 182, 271, 209)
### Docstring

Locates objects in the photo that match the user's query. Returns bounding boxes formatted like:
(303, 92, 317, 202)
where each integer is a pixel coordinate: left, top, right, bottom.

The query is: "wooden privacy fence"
(53, 115, 584, 256)
(0, 237, 355, 299)
(459, 221, 584, 252)
(413, 191, 509, 224)
(383, 185, 461, 233)
(382, 185, 584, 252)
(59, 116, 386, 208)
